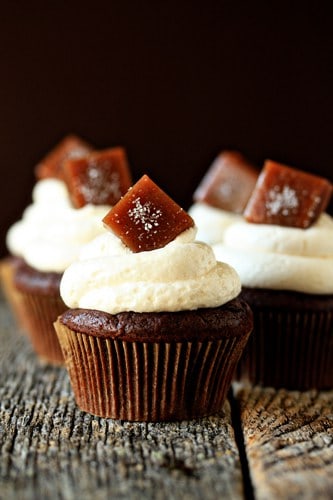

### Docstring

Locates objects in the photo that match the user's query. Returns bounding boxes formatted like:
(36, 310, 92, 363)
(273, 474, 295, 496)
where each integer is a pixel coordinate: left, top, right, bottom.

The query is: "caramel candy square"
(244, 160, 333, 228)
(103, 174, 194, 252)
(193, 151, 258, 213)
(63, 147, 132, 208)
(35, 134, 92, 180)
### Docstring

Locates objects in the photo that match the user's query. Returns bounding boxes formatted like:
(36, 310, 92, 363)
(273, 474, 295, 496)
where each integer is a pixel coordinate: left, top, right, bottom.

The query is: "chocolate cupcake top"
(60, 175, 241, 314)
(6, 179, 111, 273)
(6, 136, 132, 273)
(59, 298, 252, 342)
(214, 161, 333, 294)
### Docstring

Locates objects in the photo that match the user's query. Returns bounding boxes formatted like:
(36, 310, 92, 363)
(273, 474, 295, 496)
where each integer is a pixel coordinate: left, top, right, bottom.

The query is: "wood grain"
(0, 296, 243, 500)
(234, 383, 333, 500)
(3, 289, 333, 500)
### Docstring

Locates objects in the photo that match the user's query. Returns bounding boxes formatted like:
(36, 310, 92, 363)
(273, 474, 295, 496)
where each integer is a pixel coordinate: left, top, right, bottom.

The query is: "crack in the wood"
(229, 388, 255, 500)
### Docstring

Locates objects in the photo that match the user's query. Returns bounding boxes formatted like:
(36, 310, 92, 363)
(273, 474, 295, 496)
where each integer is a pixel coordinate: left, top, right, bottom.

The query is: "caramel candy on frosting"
(63, 147, 132, 208)
(244, 160, 333, 228)
(193, 151, 259, 213)
(35, 134, 92, 180)
(103, 174, 194, 252)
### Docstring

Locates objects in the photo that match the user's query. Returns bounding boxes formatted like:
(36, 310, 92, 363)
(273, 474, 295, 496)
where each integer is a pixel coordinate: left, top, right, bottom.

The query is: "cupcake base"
(14, 261, 67, 365)
(55, 299, 253, 421)
(236, 287, 333, 390)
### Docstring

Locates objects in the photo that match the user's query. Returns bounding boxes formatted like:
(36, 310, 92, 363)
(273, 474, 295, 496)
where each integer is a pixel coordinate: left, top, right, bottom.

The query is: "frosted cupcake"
(214, 160, 333, 390)
(1, 135, 92, 332)
(54, 175, 253, 421)
(189, 151, 258, 244)
(6, 136, 132, 364)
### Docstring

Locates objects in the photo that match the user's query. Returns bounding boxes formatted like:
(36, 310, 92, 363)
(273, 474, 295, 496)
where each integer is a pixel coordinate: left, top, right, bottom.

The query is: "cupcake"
(5, 135, 132, 364)
(189, 151, 258, 244)
(54, 174, 253, 421)
(0, 135, 92, 332)
(214, 159, 333, 390)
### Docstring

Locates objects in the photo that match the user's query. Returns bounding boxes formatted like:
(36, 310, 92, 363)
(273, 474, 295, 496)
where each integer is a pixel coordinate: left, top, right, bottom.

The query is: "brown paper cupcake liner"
(55, 321, 249, 421)
(0, 257, 29, 331)
(235, 307, 333, 390)
(16, 290, 67, 365)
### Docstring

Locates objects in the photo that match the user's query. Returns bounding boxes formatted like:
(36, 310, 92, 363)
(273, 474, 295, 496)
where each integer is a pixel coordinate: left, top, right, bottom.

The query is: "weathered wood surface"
(1, 292, 333, 500)
(0, 296, 243, 500)
(235, 384, 333, 500)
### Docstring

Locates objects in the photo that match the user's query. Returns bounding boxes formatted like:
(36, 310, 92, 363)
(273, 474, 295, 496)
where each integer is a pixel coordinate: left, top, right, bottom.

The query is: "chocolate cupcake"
(13, 262, 66, 362)
(54, 175, 253, 421)
(6, 136, 132, 364)
(57, 301, 252, 421)
(239, 288, 333, 390)
(214, 160, 333, 390)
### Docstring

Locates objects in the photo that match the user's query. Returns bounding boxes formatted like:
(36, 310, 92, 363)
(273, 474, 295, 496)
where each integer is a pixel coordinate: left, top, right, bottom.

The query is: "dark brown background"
(1, 1, 332, 257)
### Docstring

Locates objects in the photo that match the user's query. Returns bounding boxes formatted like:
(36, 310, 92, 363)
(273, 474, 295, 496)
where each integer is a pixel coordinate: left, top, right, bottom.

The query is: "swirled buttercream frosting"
(60, 227, 241, 313)
(6, 179, 111, 273)
(213, 213, 333, 294)
(188, 202, 242, 244)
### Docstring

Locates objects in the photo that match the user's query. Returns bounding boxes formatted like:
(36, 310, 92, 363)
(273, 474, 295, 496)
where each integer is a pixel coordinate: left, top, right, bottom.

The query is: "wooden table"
(1, 294, 333, 499)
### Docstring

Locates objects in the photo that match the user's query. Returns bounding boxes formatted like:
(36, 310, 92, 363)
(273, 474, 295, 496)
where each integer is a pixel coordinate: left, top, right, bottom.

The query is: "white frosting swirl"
(6, 179, 111, 273)
(188, 202, 242, 244)
(213, 213, 333, 294)
(60, 227, 241, 313)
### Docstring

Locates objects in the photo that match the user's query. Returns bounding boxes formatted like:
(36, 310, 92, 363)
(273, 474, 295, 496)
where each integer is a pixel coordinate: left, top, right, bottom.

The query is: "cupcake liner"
(236, 306, 333, 390)
(16, 290, 67, 365)
(55, 320, 250, 421)
(0, 257, 29, 331)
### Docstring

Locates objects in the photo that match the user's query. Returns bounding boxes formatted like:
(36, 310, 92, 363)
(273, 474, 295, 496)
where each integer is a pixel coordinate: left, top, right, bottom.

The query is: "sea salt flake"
(128, 197, 163, 233)
(218, 183, 233, 197)
(266, 185, 299, 216)
(67, 146, 89, 160)
(79, 165, 121, 204)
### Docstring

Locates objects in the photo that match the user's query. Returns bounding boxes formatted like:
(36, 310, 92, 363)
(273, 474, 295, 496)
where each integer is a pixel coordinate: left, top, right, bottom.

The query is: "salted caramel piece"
(244, 160, 333, 228)
(193, 151, 259, 213)
(103, 174, 194, 252)
(63, 147, 132, 208)
(35, 134, 92, 180)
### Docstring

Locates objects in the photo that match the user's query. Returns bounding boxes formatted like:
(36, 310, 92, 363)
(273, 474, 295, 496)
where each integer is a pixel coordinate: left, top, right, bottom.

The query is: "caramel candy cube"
(193, 151, 259, 213)
(103, 174, 194, 252)
(244, 160, 333, 228)
(35, 134, 92, 180)
(63, 147, 132, 208)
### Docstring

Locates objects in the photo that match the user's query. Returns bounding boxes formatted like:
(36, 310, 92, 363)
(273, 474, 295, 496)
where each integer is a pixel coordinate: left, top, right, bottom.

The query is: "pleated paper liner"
(236, 288, 333, 390)
(16, 290, 67, 365)
(55, 320, 252, 421)
(0, 256, 29, 332)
